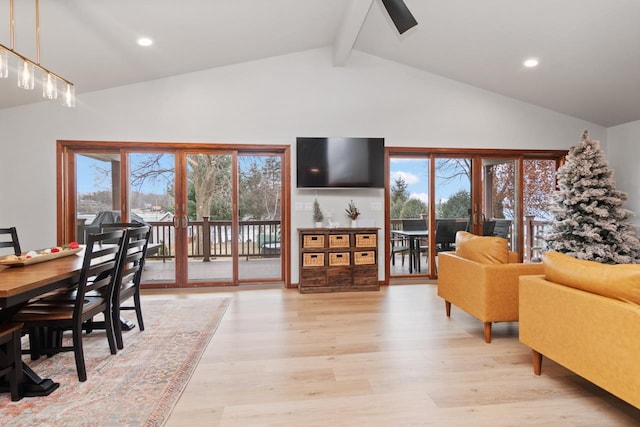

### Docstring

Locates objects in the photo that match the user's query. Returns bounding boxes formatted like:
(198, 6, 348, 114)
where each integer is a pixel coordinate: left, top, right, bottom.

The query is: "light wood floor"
(157, 284, 640, 426)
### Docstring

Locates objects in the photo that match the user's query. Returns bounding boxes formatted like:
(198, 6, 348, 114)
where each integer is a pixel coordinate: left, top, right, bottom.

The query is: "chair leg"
(483, 322, 492, 343)
(134, 294, 144, 331)
(112, 300, 124, 350)
(10, 328, 23, 401)
(104, 308, 118, 355)
(1, 327, 24, 401)
(445, 301, 451, 317)
(28, 328, 41, 360)
(72, 324, 87, 382)
(47, 327, 63, 357)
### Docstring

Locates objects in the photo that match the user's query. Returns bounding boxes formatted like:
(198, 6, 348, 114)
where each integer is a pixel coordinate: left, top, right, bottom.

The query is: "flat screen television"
(296, 137, 385, 188)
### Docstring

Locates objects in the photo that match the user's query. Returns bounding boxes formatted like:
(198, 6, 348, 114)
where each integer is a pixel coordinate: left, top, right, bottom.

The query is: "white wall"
(607, 121, 640, 228)
(0, 47, 606, 282)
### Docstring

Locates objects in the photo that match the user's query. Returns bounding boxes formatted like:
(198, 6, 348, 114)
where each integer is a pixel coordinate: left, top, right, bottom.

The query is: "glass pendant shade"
(43, 73, 58, 99)
(0, 50, 8, 78)
(63, 83, 75, 108)
(18, 60, 35, 89)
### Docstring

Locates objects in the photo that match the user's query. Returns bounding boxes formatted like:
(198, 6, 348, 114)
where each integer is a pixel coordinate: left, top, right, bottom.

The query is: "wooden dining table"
(0, 252, 85, 397)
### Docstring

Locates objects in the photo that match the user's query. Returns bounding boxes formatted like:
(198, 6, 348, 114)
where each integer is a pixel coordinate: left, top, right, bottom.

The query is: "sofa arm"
(438, 252, 544, 322)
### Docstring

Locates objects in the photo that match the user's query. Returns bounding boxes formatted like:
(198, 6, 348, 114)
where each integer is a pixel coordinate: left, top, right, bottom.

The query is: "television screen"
(296, 137, 384, 188)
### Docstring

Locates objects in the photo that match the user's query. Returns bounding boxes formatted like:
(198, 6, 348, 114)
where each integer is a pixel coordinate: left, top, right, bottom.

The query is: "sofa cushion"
(454, 231, 509, 264)
(543, 251, 640, 305)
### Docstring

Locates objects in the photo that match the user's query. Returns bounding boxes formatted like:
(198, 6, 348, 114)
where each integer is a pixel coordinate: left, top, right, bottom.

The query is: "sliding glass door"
(58, 141, 289, 288)
(389, 156, 430, 275)
(433, 156, 472, 272)
(479, 158, 519, 252)
(387, 148, 565, 280)
(237, 153, 283, 281)
(183, 152, 234, 284)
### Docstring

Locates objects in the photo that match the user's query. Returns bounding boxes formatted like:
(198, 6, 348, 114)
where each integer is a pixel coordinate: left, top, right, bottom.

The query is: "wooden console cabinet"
(298, 227, 379, 293)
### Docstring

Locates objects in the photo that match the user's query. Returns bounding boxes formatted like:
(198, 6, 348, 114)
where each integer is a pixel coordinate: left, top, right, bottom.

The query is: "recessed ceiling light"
(137, 37, 153, 47)
(523, 58, 539, 68)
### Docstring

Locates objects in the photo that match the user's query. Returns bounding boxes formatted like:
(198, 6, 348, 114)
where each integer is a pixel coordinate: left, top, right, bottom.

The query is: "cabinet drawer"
(355, 233, 377, 247)
(300, 269, 327, 286)
(354, 251, 375, 265)
(353, 265, 377, 286)
(329, 234, 350, 248)
(329, 252, 350, 266)
(302, 253, 325, 267)
(303, 235, 325, 248)
(327, 267, 351, 287)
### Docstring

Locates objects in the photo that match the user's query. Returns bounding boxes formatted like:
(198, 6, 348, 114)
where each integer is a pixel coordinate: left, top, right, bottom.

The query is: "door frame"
(56, 140, 291, 288)
(385, 147, 566, 281)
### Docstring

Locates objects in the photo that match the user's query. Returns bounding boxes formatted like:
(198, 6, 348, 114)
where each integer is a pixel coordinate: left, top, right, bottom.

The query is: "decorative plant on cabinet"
(313, 199, 324, 228)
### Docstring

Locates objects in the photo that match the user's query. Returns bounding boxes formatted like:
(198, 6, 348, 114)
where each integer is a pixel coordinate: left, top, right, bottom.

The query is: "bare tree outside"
(436, 158, 556, 220)
(239, 155, 282, 220)
(187, 154, 233, 221)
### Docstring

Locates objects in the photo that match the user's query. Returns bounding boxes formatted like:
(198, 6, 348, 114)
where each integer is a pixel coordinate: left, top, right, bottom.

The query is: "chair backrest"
(74, 229, 127, 317)
(482, 220, 496, 236)
(100, 222, 148, 244)
(493, 219, 511, 239)
(100, 222, 147, 231)
(402, 219, 427, 231)
(435, 219, 457, 248)
(112, 226, 151, 301)
(0, 227, 21, 256)
(453, 220, 468, 234)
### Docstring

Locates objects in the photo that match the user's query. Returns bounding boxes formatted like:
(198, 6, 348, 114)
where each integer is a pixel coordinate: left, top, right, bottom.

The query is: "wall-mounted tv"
(296, 137, 385, 188)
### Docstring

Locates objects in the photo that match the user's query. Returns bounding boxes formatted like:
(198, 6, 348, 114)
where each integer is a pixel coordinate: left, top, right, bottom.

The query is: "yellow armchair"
(437, 232, 544, 343)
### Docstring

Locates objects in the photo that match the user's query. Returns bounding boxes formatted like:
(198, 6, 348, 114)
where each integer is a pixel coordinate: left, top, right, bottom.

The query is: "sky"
(389, 157, 469, 204)
(76, 153, 173, 194)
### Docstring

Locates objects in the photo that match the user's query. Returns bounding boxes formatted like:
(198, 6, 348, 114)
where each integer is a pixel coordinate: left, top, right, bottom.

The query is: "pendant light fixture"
(0, 0, 75, 107)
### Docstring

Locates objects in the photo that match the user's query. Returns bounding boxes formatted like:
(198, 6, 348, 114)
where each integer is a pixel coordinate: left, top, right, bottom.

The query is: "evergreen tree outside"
(437, 189, 471, 218)
(546, 131, 640, 264)
(399, 198, 427, 219)
(390, 177, 410, 218)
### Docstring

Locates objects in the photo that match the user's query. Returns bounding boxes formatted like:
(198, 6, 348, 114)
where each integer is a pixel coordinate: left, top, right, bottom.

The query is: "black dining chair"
(13, 229, 127, 382)
(482, 220, 496, 236)
(435, 219, 457, 252)
(0, 322, 24, 401)
(492, 219, 511, 239)
(102, 224, 151, 350)
(401, 219, 427, 231)
(390, 234, 410, 266)
(0, 227, 21, 256)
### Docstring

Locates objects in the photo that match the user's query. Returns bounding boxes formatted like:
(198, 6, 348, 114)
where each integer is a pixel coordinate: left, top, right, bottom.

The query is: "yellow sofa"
(519, 251, 640, 409)
(437, 231, 544, 343)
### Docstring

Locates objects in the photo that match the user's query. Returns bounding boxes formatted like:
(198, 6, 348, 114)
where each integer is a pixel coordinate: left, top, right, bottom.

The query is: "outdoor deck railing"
(146, 217, 281, 261)
(390, 216, 551, 262)
(127, 216, 550, 263)
(523, 216, 552, 262)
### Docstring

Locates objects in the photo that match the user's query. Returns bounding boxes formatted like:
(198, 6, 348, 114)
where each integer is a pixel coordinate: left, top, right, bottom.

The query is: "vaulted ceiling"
(1, 0, 638, 127)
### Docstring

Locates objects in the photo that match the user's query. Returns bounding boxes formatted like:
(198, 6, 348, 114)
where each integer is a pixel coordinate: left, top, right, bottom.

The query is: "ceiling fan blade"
(381, 0, 417, 34)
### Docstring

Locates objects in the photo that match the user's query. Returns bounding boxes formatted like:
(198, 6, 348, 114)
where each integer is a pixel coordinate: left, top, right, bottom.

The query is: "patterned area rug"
(1, 296, 231, 426)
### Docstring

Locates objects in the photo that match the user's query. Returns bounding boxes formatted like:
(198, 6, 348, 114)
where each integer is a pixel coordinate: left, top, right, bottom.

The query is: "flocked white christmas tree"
(546, 130, 640, 264)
